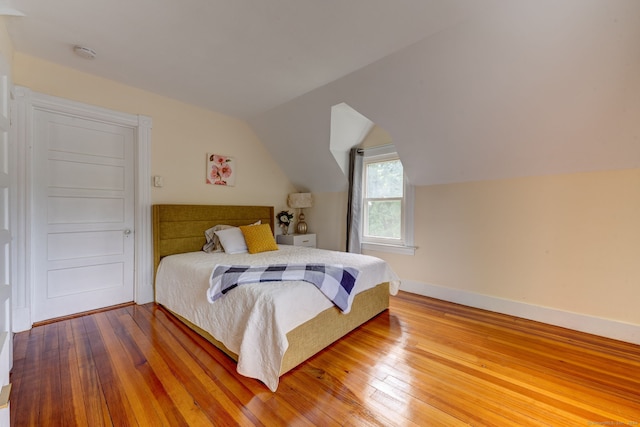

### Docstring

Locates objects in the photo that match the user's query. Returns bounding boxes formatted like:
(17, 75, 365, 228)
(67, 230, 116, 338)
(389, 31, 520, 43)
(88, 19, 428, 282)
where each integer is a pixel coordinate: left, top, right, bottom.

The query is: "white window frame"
(360, 145, 415, 255)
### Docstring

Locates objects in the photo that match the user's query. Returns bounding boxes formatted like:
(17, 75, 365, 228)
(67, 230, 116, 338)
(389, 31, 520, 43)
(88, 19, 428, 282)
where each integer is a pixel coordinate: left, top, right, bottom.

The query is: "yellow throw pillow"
(239, 223, 279, 254)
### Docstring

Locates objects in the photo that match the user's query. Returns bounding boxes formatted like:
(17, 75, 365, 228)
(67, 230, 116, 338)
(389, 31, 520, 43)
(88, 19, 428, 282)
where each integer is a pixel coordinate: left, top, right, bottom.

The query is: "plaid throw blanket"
(207, 264, 360, 313)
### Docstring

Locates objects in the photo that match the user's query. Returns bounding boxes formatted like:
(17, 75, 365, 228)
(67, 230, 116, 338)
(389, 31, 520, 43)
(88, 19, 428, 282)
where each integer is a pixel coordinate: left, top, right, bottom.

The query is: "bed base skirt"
(163, 282, 390, 376)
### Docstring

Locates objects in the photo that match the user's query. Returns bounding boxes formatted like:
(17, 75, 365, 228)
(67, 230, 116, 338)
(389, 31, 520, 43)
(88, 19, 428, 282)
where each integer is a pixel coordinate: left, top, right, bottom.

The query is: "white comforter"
(155, 245, 399, 391)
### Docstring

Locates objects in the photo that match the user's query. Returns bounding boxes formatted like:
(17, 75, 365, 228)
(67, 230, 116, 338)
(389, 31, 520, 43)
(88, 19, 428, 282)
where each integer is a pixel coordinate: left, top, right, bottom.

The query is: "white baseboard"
(400, 280, 640, 346)
(12, 307, 31, 333)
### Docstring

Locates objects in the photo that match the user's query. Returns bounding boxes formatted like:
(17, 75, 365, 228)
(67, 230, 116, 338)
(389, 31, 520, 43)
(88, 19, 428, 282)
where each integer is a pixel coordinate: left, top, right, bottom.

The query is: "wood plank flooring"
(10, 292, 640, 426)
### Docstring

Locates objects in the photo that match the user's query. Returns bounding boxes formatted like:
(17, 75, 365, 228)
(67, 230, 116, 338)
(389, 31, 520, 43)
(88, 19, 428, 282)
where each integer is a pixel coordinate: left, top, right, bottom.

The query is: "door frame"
(12, 87, 153, 331)
(0, 52, 12, 426)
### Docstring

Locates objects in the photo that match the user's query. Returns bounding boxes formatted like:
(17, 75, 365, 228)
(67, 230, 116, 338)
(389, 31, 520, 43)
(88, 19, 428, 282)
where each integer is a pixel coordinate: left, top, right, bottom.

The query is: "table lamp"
(287, 193, 312, 234)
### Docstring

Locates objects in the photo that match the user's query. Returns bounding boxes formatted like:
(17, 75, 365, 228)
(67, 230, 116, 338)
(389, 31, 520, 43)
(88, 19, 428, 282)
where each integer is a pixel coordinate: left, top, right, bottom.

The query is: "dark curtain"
(346, 147, 364, 253)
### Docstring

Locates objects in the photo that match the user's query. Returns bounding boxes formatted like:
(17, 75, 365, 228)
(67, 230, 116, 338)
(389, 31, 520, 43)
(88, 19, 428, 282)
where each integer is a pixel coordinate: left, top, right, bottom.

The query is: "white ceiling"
(249, 0, 640, 190)
(6, 0, 640, 192)
(5, 0, 497, 118)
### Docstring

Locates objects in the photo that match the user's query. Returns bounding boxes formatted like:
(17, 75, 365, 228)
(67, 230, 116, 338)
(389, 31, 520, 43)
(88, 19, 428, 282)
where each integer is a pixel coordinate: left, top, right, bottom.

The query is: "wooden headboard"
(152, 204, 275, 275)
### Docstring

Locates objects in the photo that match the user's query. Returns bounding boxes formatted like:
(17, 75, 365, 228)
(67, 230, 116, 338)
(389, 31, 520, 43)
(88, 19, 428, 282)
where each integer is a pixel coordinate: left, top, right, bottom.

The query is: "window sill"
(361, 242, 416, 255)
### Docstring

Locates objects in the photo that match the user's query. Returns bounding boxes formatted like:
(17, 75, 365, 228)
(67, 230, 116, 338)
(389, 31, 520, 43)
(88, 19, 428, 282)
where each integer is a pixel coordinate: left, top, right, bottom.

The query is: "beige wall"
(312, 169, 640, 328)
(13, 53, 296, 211)
(357, 168, 640, 327)
(306, 192, 347, 251)
(11, 46, 639, 333)
(361, 124, 392, 149)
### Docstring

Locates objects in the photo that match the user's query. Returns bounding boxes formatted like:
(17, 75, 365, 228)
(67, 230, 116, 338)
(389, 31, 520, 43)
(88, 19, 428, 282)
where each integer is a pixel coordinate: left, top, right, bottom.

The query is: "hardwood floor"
(10, 292, 640, 426)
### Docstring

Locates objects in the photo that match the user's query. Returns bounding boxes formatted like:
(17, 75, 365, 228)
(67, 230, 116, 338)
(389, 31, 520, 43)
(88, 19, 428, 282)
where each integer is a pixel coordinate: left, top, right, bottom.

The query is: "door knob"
(124, 229, 132, 235)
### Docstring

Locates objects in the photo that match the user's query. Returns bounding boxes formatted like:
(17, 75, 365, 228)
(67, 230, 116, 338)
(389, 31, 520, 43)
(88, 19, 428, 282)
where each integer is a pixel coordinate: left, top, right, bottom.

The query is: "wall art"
(206, 153, 236, 186)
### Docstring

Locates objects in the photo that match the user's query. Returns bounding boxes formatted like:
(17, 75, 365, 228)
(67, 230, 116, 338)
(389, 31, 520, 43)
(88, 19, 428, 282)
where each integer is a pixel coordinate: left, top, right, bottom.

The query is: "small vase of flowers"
(277, 210, 294, 235)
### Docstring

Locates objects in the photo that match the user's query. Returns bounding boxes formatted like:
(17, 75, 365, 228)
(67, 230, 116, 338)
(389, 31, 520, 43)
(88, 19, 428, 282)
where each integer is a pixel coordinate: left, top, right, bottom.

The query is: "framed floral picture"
(206, 153, 236, 186)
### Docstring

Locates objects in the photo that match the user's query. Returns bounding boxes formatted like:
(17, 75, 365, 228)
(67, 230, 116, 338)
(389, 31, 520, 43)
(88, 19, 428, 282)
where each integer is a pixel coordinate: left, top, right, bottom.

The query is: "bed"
(153, 204, 399, 391)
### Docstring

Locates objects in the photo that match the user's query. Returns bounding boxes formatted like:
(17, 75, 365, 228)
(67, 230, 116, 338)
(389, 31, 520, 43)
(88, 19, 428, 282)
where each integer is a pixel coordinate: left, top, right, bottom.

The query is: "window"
(361, 147, 414, 254)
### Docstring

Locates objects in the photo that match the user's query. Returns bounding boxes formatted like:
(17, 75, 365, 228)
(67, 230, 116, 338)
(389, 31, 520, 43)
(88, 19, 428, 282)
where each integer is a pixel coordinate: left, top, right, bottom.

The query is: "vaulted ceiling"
(249, 0, 640, 191)
(6, 0, 640, 192)
(5, 0, 494, 118)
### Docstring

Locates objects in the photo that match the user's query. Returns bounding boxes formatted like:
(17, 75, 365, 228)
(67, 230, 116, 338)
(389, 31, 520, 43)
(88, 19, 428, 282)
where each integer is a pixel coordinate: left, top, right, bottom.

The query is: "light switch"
(153, 176, 164, 187)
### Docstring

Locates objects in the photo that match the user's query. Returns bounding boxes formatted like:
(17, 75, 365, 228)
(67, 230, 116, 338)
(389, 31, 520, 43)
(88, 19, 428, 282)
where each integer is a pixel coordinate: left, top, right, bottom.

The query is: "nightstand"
(276, 233, 316, 248)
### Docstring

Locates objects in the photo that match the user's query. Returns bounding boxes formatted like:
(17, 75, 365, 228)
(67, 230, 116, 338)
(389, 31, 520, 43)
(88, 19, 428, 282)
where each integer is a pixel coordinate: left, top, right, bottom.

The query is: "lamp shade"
(287, 193, 312, 209)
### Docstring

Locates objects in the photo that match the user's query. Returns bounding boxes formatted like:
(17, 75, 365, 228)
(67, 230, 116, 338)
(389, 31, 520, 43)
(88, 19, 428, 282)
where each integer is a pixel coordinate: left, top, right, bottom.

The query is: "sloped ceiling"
(250, 0, 640, 191)
(6, 0, 640, 192)
(5, 0, 494, 118)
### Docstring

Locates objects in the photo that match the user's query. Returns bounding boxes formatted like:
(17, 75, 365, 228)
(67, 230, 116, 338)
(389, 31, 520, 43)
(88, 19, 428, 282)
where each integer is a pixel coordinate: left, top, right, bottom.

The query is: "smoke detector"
(73, 45, 97, 60)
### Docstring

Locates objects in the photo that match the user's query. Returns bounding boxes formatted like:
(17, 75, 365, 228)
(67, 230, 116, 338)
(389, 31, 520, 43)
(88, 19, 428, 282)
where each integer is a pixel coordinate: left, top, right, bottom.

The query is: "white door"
(32, 110, 135, 322)
(0, 55, 11, 426)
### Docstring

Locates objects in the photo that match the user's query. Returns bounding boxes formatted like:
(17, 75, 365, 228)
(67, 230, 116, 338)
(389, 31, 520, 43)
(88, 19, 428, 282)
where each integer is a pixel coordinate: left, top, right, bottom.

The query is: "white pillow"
(203, 220, 261, 253)
(214, 227, 248, 254)
(202, 224, 234, 253)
